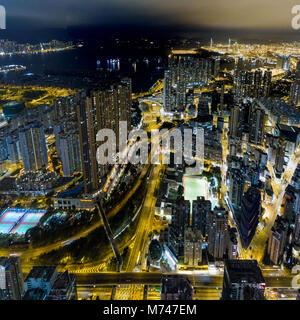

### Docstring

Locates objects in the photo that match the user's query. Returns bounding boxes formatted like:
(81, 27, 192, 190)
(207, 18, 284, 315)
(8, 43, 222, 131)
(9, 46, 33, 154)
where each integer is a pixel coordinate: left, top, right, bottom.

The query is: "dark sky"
(1, 0, 300, 41)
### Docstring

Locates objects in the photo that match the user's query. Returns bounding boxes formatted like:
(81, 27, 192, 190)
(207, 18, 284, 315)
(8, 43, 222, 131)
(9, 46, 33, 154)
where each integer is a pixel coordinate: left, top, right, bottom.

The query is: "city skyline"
(1, 0, 300, 42)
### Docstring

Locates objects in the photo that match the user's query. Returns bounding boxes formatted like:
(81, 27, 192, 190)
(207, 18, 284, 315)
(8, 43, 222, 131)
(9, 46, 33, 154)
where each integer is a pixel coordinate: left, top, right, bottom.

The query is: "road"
(75, 272, 297, 289)
(126, 165, 162, 271)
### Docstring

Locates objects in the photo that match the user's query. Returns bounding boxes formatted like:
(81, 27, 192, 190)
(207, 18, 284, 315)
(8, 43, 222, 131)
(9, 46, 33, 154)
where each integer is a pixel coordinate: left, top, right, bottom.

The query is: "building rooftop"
(25, 266, 57, 282)
(225, 260, 265, 284)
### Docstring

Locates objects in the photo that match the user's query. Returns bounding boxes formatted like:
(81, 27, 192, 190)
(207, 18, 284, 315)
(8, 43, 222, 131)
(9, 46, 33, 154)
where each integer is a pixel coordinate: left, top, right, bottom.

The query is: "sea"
(0, 45, 166, 92)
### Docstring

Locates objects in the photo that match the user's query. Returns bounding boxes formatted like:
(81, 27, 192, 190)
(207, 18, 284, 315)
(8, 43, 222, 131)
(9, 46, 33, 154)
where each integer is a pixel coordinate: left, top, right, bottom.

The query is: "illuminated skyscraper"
(276, 56, 290, 70)
(19, 121, 48, 172)
(254, 69, 263, 98)
(77, 92, 99, 194)
(262, 69, 272, 97)
(59, 130, 82, 177)
(77, 79, 132, 194)
(163, 70, 173, 111)
(268, 216, 288, 265)
(208, 207, 228, 259)
(229, 103, 243, 139)
(249, 106, 265, 145)
(289, 80, 300, 107)
(176, 58, 187, 111)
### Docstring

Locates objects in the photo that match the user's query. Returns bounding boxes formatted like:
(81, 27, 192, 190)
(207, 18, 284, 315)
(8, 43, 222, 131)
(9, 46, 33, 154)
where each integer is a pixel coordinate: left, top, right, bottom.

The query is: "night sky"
(1, 0, 300, 41)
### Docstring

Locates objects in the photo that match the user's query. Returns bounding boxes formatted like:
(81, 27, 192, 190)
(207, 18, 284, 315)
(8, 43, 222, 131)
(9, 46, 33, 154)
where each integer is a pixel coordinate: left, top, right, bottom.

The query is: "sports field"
(0, 208, 46, 235)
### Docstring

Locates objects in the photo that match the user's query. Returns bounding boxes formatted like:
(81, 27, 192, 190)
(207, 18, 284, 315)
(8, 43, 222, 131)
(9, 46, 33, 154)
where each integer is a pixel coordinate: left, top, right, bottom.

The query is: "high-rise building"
(213, 57, 221, 78)
(296, 60, 300, 80)
(240, 187, 261, 248)
(208, 207, 228, 259)
(171, 197, 190, 256)
(262, 69, 272, 97)
(289, 61, 300, 106)
(184, 227, 202, 266)
(221, 260, 266, 300)
(220, 83, 225, 112)
(7, 135, 20, 163)
(192, 197, 211, 238)
(0, 136, 8, 162)
(233, 68, 243, 97)
(164, 53, 216, 112)
(176, 58, 187, 111)
(276, 56, 290, 70)
(77, 79, 132, 193)
(254, 69, 263, 98)
(59, 130, 82, 177)
(163, 70, 173, 111)
(0, 256, 24, 300)
(289, 80, 300, 107)
(161, 275, 193, 300)
(249, 106, 265, 145)
(274, 137, 286, 178)
(228, 169, 245, 209)
(18, 121, 48, 172)
(293, 205, 300, 247)
(268, 216, 289, 265)
(211, 89, 220, 113)
(171, 196, 190, 237)
(77, 91, 99, 194)
(229, 103, 243, 139)
(244, 71, 254, 97)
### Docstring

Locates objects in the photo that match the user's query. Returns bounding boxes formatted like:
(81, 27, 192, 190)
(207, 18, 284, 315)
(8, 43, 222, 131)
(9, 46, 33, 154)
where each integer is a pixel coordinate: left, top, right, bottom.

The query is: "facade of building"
(77, 79, 132, 194)
(59, 130, 82, 177)
(0, 256, 24, 300)
(249, 106, 265, 145)
(191, 196, 211, 238)
(240, 187, 261, 248)
(208, 207, 228, 259)
(19, 121, 48, 172)
(268, 216, 289, 265)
